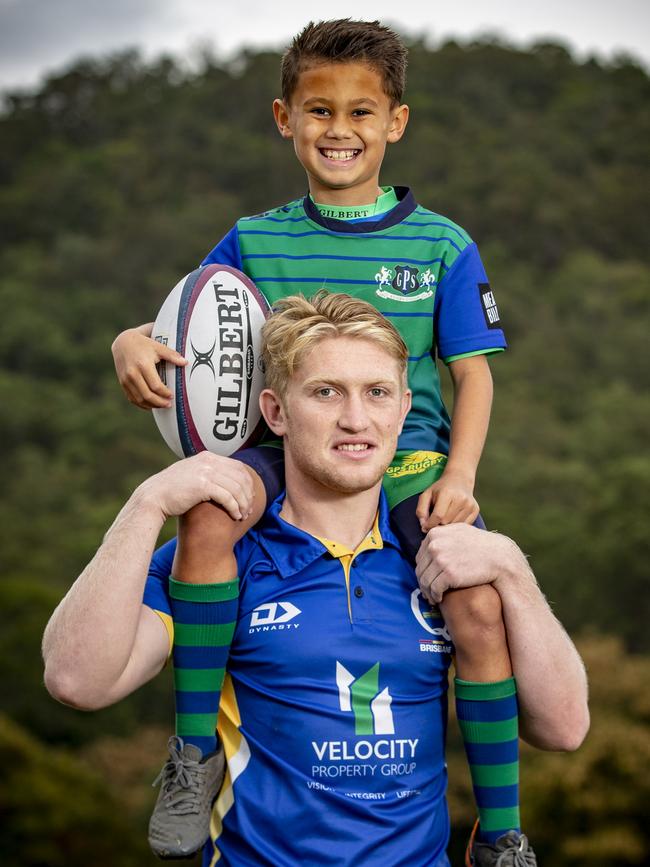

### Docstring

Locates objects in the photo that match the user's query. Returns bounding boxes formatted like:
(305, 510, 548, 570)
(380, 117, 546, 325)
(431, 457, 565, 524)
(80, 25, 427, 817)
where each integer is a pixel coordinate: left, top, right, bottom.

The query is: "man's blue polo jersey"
(144, 492, 453, 867)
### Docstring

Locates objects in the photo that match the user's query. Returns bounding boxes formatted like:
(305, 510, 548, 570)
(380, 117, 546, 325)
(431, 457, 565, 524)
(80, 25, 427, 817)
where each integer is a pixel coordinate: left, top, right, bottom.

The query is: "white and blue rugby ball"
(152, 264, 270, 458)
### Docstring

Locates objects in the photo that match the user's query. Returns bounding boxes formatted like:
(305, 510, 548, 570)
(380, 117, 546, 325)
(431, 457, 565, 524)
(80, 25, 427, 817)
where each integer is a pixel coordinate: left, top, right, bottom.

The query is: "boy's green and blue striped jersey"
(144, 492, 453, 867)
(202, 186, 506, 456)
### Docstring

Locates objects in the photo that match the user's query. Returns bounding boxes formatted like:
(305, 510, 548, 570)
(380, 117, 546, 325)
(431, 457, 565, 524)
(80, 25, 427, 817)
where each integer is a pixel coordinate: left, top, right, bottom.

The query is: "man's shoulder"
(234, 497, 317, 575)
(233, 514, 288, 585)
(233, 526, 272, 574)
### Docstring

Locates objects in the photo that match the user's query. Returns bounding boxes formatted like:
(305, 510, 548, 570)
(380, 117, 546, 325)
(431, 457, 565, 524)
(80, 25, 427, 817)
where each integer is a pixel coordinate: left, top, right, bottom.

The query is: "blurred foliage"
(0, 714, 151, 866)
(0, 34, 648, 866)
(446, 637, 650, 865)
(0, 578, 175, 746)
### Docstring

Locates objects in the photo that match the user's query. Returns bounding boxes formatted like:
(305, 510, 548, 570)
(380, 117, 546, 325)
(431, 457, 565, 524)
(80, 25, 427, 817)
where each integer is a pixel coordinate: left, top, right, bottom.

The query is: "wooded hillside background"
(0, 36, 648, 865)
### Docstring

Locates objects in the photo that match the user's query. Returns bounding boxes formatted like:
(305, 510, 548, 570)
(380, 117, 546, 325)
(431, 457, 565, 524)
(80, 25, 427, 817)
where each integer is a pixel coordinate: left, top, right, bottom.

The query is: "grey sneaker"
(467, 828, 538, 867)
(148, 736, 225, 860)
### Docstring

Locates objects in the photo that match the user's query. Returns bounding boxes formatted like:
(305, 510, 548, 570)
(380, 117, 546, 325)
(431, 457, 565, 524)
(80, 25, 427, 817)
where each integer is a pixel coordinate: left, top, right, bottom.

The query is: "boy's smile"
(273, 62, 409, 206)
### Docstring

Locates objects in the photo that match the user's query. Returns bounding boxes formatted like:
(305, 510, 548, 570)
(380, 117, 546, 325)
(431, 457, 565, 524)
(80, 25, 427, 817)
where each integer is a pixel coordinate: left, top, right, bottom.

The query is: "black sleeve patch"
(478, 283, 501, 329)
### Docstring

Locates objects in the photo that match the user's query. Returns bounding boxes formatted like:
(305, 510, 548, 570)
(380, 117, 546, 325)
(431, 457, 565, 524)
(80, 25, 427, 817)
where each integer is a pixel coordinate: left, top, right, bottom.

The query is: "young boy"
(113, 20, 535, 867)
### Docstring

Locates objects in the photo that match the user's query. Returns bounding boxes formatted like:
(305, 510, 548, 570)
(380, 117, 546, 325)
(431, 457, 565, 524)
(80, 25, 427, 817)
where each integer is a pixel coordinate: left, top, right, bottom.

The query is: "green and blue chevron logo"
(336, 661, 395, 736)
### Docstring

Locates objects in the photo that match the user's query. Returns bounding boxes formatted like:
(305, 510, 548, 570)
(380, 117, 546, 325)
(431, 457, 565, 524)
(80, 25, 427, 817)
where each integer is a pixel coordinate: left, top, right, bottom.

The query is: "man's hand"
(136, 452, 255, 523)
(416, 467, 479, 531)
(112, 323, 187, 410)
(415, 523, 522, 604)
(417, 523, 590, 750)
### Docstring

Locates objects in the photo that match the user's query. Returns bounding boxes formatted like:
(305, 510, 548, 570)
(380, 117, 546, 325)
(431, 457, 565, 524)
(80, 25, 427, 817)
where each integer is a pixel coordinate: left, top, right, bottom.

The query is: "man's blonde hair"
(261, 291, 408, 397)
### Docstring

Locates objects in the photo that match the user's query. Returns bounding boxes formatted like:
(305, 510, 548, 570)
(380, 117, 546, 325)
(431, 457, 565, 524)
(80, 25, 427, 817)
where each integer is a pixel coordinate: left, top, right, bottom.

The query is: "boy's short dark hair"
(281, 19, 408, 107)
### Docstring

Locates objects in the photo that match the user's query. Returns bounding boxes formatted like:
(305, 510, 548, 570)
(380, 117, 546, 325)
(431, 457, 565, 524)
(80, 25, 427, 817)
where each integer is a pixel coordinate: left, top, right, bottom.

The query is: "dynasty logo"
(249, 601, 301, 633)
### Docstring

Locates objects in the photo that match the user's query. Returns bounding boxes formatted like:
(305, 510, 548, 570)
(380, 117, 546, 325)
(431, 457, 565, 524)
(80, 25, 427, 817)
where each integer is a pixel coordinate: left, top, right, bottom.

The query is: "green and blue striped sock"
(455, 676, 520, 844)
(169, 577, 239, 756)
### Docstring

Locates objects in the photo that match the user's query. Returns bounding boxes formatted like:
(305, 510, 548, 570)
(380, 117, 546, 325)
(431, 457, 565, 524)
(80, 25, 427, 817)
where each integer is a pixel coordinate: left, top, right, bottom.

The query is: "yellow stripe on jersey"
(150, 609, 174, 657)
(316, 511, 383, 622)
(209, 673, 251, 865)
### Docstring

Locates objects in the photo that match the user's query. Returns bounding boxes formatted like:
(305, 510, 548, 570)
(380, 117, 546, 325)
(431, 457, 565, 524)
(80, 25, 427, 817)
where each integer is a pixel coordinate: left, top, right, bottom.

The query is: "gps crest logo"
(374, 264, 435, 303)
(336, 662, 394, 735)
(393, 265, 419, 293)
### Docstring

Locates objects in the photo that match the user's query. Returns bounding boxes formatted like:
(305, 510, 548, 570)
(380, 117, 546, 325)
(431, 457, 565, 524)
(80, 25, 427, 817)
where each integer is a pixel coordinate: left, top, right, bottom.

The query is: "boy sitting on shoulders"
(113, 20, 546, 865)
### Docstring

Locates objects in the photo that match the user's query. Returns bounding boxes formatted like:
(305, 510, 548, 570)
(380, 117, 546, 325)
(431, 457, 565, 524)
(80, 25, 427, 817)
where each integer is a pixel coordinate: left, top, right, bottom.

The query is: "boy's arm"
(417, 354, 493, 529)
(112, 322, 187, 410)
(112, 225, 242, 409)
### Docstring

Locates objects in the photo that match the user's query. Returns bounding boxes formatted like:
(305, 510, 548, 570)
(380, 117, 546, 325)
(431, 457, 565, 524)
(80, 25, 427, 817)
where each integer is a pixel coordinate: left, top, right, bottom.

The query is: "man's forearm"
(416, 524, 589, 749)
(42, 488, 166, 708)
(43, 452, 255, 709)
(494, 542, 590, 750)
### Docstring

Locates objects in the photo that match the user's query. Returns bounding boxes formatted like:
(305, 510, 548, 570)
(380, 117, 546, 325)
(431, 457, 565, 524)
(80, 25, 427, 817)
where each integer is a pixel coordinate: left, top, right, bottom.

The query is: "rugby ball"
(152, 264, 270, 458)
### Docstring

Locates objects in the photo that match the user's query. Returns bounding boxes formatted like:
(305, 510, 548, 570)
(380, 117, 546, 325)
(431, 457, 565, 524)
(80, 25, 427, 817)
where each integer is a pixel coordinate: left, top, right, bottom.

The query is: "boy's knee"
(441, 584, 504, 647)
(174, 469, 266, 582)
(179, 501, 243, 553)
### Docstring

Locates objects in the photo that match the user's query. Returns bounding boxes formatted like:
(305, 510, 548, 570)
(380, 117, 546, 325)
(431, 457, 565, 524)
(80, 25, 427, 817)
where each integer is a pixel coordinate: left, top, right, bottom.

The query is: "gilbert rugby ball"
(152, 264, 270, 458)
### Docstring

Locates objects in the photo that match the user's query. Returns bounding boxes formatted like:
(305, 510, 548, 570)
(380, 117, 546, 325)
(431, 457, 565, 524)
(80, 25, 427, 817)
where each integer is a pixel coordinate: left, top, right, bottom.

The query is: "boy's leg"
(391, 498, 522, 841)
(439, 588, 521, 843)
(169, 469, 267, 756)
(442, 587, 536, 865)
(149, 447, 284, 859)
(388, 484, 534, 865)
(169, 445, 284, 758)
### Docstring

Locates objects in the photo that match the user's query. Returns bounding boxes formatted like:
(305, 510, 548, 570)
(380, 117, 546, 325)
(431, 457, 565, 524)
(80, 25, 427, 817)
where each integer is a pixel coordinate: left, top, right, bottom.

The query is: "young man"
(46, 294, 589, 866)
(111, 20, 543, 863)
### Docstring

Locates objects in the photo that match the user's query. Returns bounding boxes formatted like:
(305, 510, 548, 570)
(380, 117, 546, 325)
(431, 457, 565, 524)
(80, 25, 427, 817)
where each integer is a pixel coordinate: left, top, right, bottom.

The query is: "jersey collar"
(317, 509, 383, 560)
(302, 186, 417, 234)
(256, 489, 401, 579)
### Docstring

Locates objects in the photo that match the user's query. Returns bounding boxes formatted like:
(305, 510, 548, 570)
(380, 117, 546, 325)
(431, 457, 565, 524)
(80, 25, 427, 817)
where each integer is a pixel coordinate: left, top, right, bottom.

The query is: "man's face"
(262, 335, 411, 495)
(273, 62, 409, 205)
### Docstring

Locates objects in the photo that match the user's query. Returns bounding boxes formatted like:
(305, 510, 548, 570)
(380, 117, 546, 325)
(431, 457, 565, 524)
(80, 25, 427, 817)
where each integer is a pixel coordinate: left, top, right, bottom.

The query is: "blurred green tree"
(446, 637, 650, 865)
(0, 714, 152, 866)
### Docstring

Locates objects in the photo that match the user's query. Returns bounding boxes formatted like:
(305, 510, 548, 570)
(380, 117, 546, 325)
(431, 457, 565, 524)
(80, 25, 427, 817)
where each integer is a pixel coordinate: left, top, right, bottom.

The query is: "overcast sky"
(1, 0, 648, 92)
